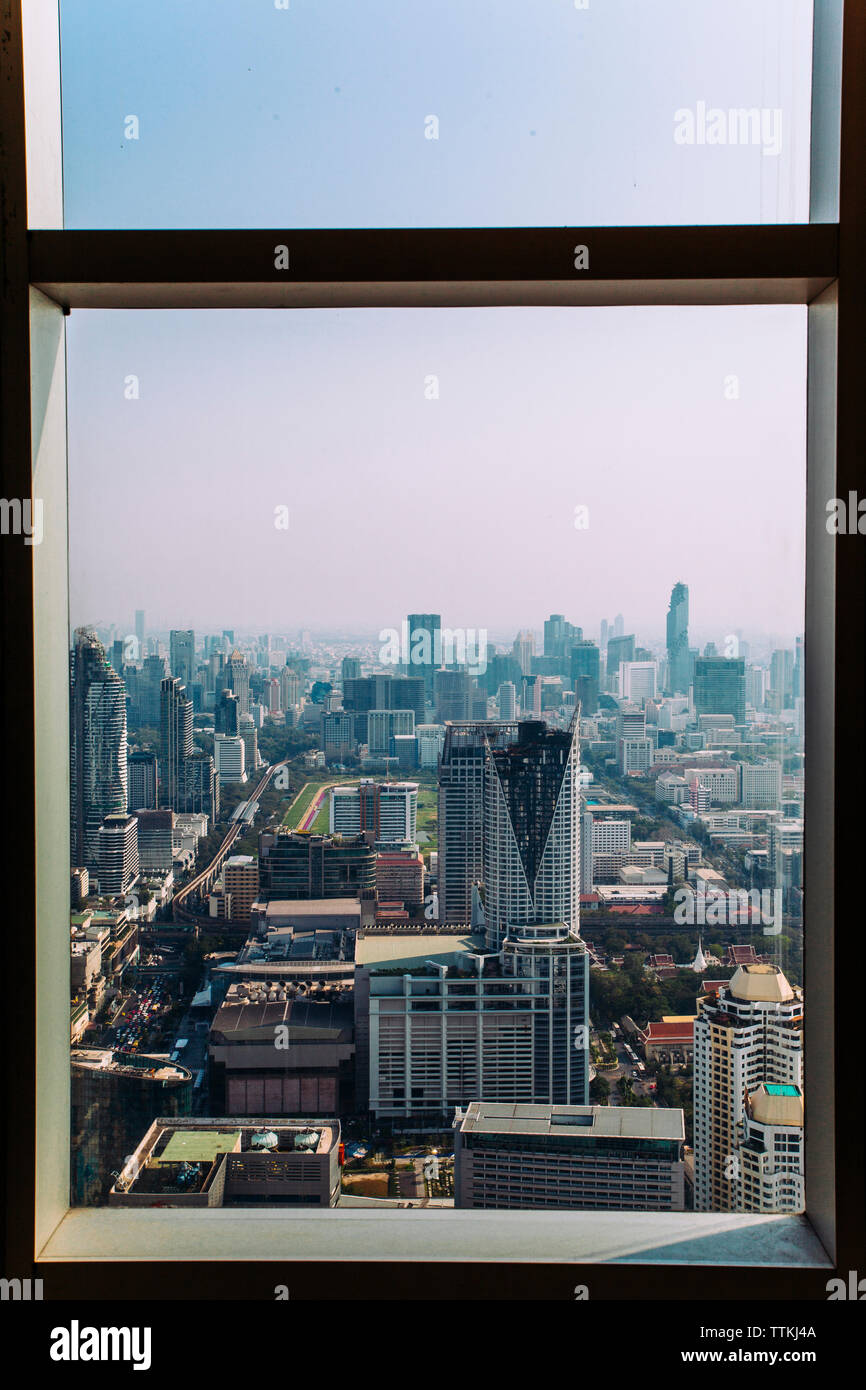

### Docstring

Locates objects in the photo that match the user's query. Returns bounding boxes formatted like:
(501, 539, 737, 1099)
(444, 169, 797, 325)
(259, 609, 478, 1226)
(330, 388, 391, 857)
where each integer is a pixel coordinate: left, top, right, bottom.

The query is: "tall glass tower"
(70, 629, 128, 871)
(666, 581, 690, 694)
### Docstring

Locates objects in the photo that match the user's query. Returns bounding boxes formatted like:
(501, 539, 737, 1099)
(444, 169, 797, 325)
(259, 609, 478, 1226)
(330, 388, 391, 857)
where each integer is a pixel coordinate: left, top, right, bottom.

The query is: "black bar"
(29, 225, 837, 287)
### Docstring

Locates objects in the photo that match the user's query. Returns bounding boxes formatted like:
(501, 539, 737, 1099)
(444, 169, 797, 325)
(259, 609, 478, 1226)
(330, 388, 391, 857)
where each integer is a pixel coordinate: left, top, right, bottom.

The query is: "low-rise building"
(453, 1102, 685, 1210)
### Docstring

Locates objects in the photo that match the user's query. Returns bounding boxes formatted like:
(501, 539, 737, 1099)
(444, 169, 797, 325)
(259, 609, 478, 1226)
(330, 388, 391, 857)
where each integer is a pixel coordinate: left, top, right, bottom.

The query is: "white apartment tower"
(693, 964, 803, 1213)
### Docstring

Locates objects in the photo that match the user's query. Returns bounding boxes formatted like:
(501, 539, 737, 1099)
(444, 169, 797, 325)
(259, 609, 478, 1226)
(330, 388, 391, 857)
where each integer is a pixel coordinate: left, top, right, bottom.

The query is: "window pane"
(67, 305, 805, 1219)
(56, 0, 814, 229)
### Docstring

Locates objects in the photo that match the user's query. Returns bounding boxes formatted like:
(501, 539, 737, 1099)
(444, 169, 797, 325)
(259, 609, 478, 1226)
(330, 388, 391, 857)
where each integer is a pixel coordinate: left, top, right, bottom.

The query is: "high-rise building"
(70, 629, 129, 871)
(322, 710, 357, 763)
(215, 688, 240, 735)
(238, 712, 259, 774)
(127, 750, 158, 811)
(280, 665, 301, 711)
(406, 613, 441, 700)
(769, 648, 795, 712)
(341, 656, 361, 684)
(159, 677, 193, 808)
(694, 657, 746, 725)
(613, 614, 624, 638)
(135, 809, 175, 873)
(416, 723, 445, 770)
(367, 709, 415, 758)
(223, 855, 260, 923)
(214, 733, 246, 784)
(437, 721, 519, 923)
(330, 780, 418, 844)
(666, 582, 690, 695)
(512, 631, 535, 676)
(434, 669, 471, 724)
(344, 674, 425, 731)
(355, 924, 589, 1117)
(739, 760, 782, 809)
(97, 813, 139, 895)
(169, 629, 195, 691)
(738, 1083, 804, 1213)
(618, 660, 657, 703)
(227, 649, 250, 715)
(693, 964, 803, 1212)
(497, 681, 517, 720)
(606, 634, 635, 690)
(483, 716, 581, 948)
(134, 610, 145, 650)
(180, 751, 219, 819)
(257, 830, 376, 899)
(570, 641, 600, 714)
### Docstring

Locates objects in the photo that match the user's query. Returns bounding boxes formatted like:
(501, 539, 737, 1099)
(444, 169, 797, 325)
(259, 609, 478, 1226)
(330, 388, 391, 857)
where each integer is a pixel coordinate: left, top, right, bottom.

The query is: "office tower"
(522, 674, 542, 716)
(257, 830, 376, 899)
(222, 629, 235, 649)
(745, 665, 767, 711)
(341, 656, 361, 683)
(694, 657, 746, 724)
(227, 649, 250, 714)
(792, 635, 804, 701)
(666, 582, 690, 695)
(512, 631, 535, 676)
(135, 809, 175, 873)
(737, 1084, 804, 1213)
(355, 923, 589, 1117)
(169, 629, 195, 690)
(437, 722, 518, 922)
(322, 710, 357, 763)
(330, 781, 418, 844)
(180, 751, 219, 819)
(613, 614, 624, 638)
(600, 618, 609, 652)
(606, 634, 635, 690)
(109, 639, 124, 676)
(70, 629, 129, 871)
(239, 712, 258, 773)
(215, 688, 240, 735)
(483, 651, 522, 698)
(406, 613, 441, 700)
(618, 660, 657, 703)
(414, 723, 444, 770)
(454, 1102, 685, 1210)
(434, 668, 471, 723)
(97, 813, 139, 895)
(769, 648, 795, 711)
(693, 964, 803, 1213)
(689, 777, 710, 814)
(740, 760, 782, 809)
(214, 733, 246, 784)
(544, 614, 565, 658)
(344, 674, 425, 730)
(483, 716, 581, 948)
(159, 677, 193, 808)
(262, 676, 280, 714)
(497, 681, 517, 720)
(280, 665, 301, 711)
(134, 610, 145, 650)
(367, 709, 415, 758)
(128, 750, 158, 810)
(376, 847, 425, 906)
(570, 640, 600, 714)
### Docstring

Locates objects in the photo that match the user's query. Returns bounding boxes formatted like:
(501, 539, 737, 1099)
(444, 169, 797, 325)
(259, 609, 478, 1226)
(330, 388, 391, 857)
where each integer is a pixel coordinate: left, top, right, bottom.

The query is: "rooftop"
(456, 1102, 684, 1142)
(355, 930, 481, 970)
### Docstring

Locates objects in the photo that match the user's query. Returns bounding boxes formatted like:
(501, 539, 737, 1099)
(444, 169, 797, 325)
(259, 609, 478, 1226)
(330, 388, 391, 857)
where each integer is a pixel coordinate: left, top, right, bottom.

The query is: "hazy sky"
(68, 305, 806, 646)
(57, 0, 813, 229)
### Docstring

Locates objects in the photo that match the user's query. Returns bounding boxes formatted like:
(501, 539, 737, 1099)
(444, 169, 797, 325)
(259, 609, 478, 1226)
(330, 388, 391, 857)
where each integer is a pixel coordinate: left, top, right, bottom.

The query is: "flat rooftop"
(457, 1102, 685, 1142)
(355, 930, 482, 970)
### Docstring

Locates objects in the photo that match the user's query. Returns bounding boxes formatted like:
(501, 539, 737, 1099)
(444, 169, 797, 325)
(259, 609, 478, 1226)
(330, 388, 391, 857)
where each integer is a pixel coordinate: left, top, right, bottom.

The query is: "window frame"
(1, 0, 863, 1300)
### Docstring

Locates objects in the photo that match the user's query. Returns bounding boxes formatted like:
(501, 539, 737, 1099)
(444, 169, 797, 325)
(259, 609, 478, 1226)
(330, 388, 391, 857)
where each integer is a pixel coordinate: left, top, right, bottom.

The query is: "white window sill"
(38, 1208, 831, 1266)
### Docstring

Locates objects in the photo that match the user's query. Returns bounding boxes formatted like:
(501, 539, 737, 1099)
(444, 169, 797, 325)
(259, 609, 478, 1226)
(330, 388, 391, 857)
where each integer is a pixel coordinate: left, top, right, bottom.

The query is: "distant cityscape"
(69, 589, 804, 1215)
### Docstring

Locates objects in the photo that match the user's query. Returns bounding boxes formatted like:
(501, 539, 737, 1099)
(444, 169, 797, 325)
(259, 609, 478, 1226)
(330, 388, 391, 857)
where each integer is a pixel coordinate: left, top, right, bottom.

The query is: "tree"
(589, 1074, 611, 1104)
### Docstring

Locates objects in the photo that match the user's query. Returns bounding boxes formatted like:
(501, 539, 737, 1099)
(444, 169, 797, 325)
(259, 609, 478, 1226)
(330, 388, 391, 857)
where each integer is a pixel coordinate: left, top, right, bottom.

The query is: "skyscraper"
(693, 964, 803, 1213)
(169, 629, 195, 691)
(227, 649, 250, 715)
(483, 715, 581, 948)
(406, 613, 441, 700)
(134, 610, 145, 650)
(159, 677, 193, 809)
(437, 721, 518, 922)
(127, 750, 158, 810)
(70, 629, 129, 871)
(694, 657, 746, 725)
(570, 640, 600, 714)
(666, 582, 690, 695)
(605, 634, 635, 690)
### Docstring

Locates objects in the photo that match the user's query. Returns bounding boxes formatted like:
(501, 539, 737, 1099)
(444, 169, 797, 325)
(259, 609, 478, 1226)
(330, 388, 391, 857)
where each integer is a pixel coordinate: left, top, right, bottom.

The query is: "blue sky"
(58, 0, 812, 229)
